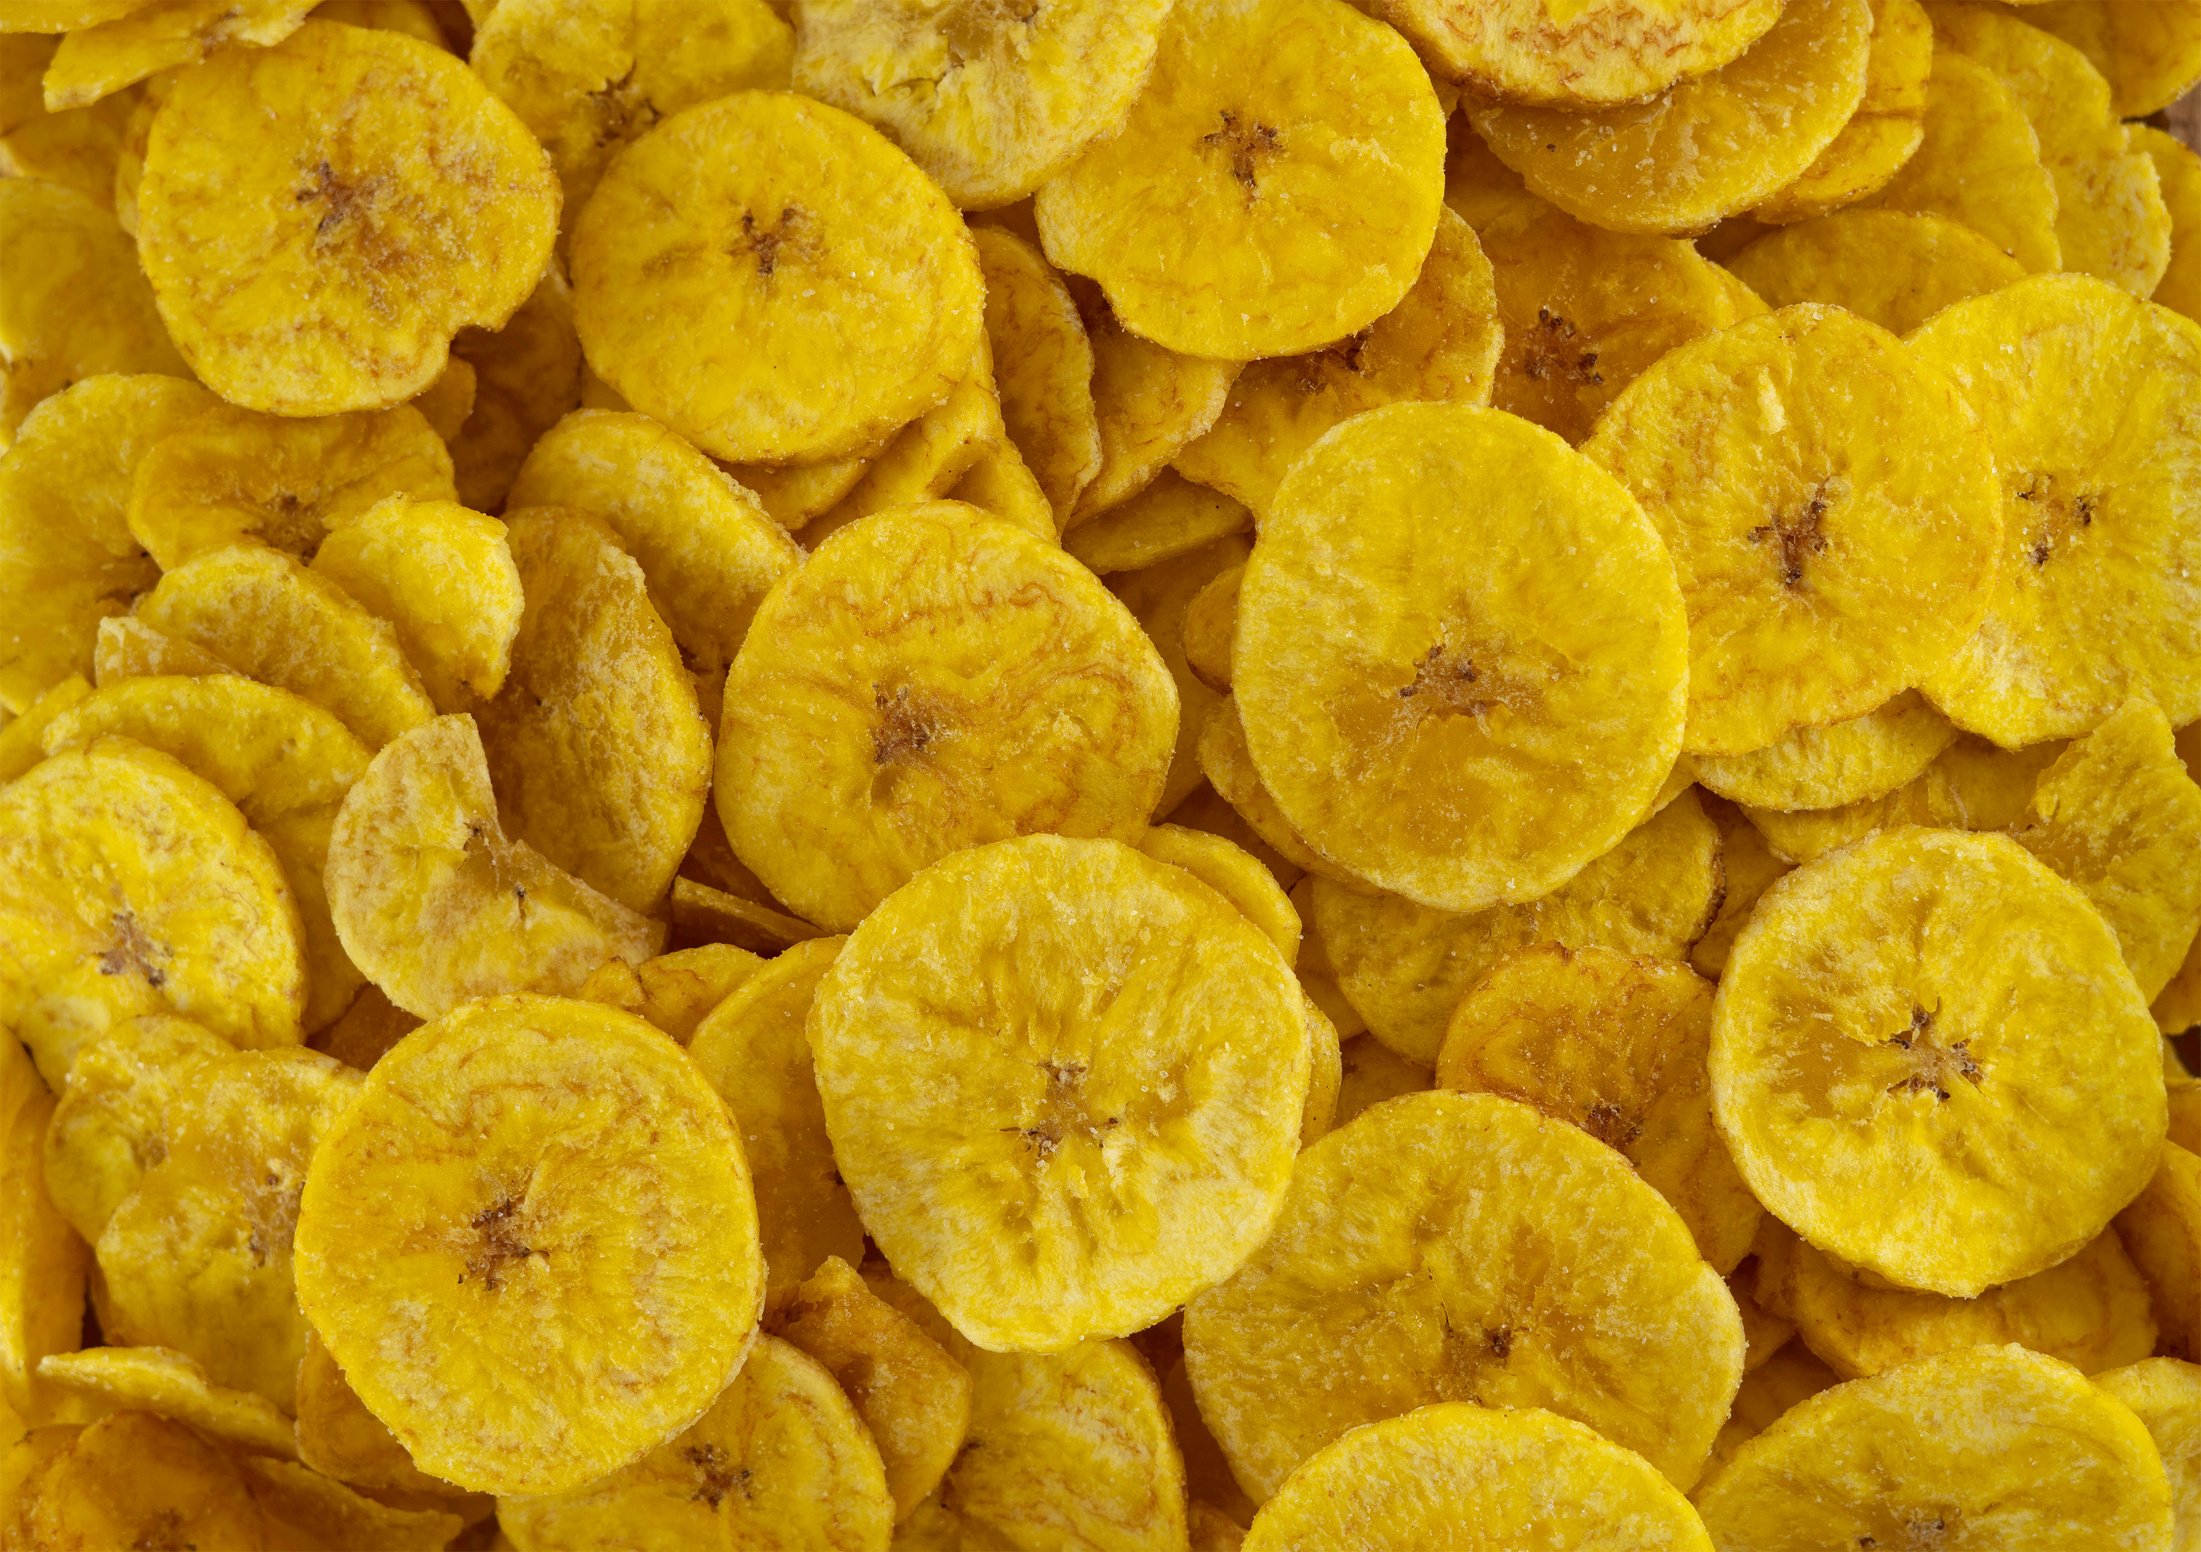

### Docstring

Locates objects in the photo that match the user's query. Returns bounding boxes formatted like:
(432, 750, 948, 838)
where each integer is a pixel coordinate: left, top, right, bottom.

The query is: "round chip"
(1911, 275, 2201, 745)
(1688, 691, 1960, 812)
(2095, 1358, 2201, 1551)
(36, 1346, 295, 1460)
(1032, 0, 1446, 361)
(1471, 0, 1874, 237)
(137, 21, 558, 415)
(2136, 124, 2201, 328)
(1242, 1403, 1713, 1551)
(571, 90, 984, 465)
(793, 0, 1174, 210)
(1712, 827, 2167, 1296)
(1872, 49, 2062, 273)
(1694, 1344, 2176, 1550)
(973, 225, 1101, 522)
(446, 264, 583, 513)
(718, 501, 1177, 932)
(294, 995, 766, 1497)
(1110, 533, 1248, 817)
(2025, 0, 2201, 118)
(811, 835, 1309, 1352)
(1751, 0, 1930, 225)
(1725, 208, 2025, 335)
(1235, 402, 1688, 910)
(1583, 304, 2000, 756)
(0, 1032, 86, 1427)
(1184, 1090, 1743, 1498)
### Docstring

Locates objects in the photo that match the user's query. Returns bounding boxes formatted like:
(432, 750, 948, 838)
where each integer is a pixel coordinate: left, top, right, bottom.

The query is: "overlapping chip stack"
(1, 0, 2200, 1547)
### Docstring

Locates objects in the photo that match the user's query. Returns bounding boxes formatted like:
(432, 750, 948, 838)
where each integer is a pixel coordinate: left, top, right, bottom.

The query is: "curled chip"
(1762, 1231, 2156, 1380)
(498, 1332, 891, 1550)
(1872, 49, 2061, 273)
(668, 877, 823, 956)
(1185, 1091, 1743, 1497)
(42, 674, 373, 1032)
(295, 995, 765, 1497)
(1174, 208, 1502, 521)
(324, 714, 661, 1019)
(1310, 788, 1721, 1065)
(237, 1454, 467, 1552)
(1066, 277, 1239, 524)
(1742, 731, 2065, 864)
(973, 226, 1100, 522)
(1, 1034, 85, 1427)
(1370, 0, 1777, 106)
(40, 1013, 225, 1245)
(1694, 1344, 2175, 1550)
(11, 1412, 267, 1552)
(686, 936, 865, 1300)
(0, 373, 216, 712)
(444, 264, 582, 511)
(1752, 0, 1930, 225)
(2119, 1142, 2201, 1357)
(310, 497, 525, 713)
(1692, 795, 1793, 978)
(811, 835, 1308, 1352)
(2096, 1358, 2201, 1549)
(1725, 208, 2025, 335)
(1472, 0, 1873, 236)
(94, 1046, 361, 1409)
(1912, 276, 2201, 745)
(1110, 533, 1249, 817)
(36, 1346, 296, 1459)
(809, 336, 1005, 537)
(1584, 305, 1999, 756)
(2027, 0, 2201, 119)
(1931, 3, 2171, 298)
(137, 21, 555, 415)
(0, 37, 134, 204)
(1712, 827, 2167, 1296)
(1033, 0, 1445, 360)
(475, 508, 711, 913)
(732, 452, 869, 533)
(794, 0, 1173, 210)
(1243, 1403, 1711, 1551)
(0, 672, 85, 783)
(0, 737, 304, 1086)
(1688, 691, 1959, 813)
(2137, 125, 2201, 328)
(719, 502, 1177, 932)
(1138, 822, 1300, 966)
(508, 410, 802, 700)
(575, 942, 763, 1044)
(1066, 472, 1248, 578)
(1235, 402, 1688, 910)
(572, 91, 984, 465)
(1196, 697, 1350, 880)
(125, 402, 455, 570)
(0, 179, 184, 447)
(772, 1255, 973, 1520)
(1180, 561, 1238, 694)
(1435, 946, 1762, 1273)
(945, 439, 1056, 539)
(470, 0, 790, 221)
(42, 0, 315, 112)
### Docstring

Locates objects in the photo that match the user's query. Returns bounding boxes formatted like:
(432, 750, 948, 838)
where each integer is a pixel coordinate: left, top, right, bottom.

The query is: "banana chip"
(1694, 1344, 2175, 1550)
(1064, 279, 1239, 525)
(1742, 730, 2064, 863)
(40, 1013, 225, 1246)
(304, 982, 418, 1072)
(445, 265, 583, 512)
(576, 942, 763, 1044)
(2096, 1358, 2201, 1550)
(2026, 0, 2201, 118)
(1195, 698, 1346, 882)
(43, 0, 316, 111)
(35, 1346, 295, 1459)
(719, 502, 1176, 932)
(1333, 1034, 1429, 1126)
(90, 615, 226, 685)
(0, 37, 134, 204)
(1, 1036, 85, 1429)
(1472, 0, 1874, 236)
(1237, 402, 1686, 908)
(1691, 794, 1792, 978)
(1190, 1500, 1245, 1551)
(2138, 125, 2201, 328)
(1912, 275, 2201, 745)
(812, 835, 1308, 1352)
(1752, 0, 1930, 224)
(1109, 533, 1248, 817)
(1713, 827, 2167, 1296)
(1137, 823, 1299, 967)
(293, 1329, 481, 1506)
(1065, 472, 1248, 578)
(295, 995, 765, 1497)
(1371, 0, 1778, 106)
(0, 0, 157, 27)
(2119, 1142, 2201, 1358)
(404, 358, 474, 442)
(1872, 49, 2062, 272)
(324, 715, 661, 1019)
(1689, 692, 1960, 812)
(1436, 945, 1762, 1273)
(572, 90, 984, 465)
(11, 1412, 268, 1552)
(0, 672, 85, 783)
(943, 438, 1056, 540)
(811, 338, 1006, 538)
(1186, 1091, 1743, 1498)
(240, 1453, 467, 1551)
(1033, 0, 1446, 360)
(772, 1255, 972, 1521)
(1179, 562, 1237, 695)
(973, 226, 1100, 522)
(1725, 208, 2026, 334)
(1584, 305, 2000, 756)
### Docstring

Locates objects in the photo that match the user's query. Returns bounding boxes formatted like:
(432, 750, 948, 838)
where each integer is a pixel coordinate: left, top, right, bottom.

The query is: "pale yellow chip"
(2119, 1140, 2201, 1358)
(1436, 945, 1763, 1273)
(1237, 402, 1688, 908)
(1310, 787, 1722, 1064)
(719, 501, 1177, 932)
(1931, 2, 2172, 298)
(2026, 0, 2201, 118)
(0, 178, 184, 448)
(1174, 207, 1500, 520)
(1186, 1090, 1743, 1498)
(1913, 275, 2201, 745)
(36, 1346, 296, 1459)
(0, 1036, 87, 1428)
(446, 263, 584, 512)
(42, 674, 372, 1032)
(1751, 0, 1931, 226)
(794, 0, 1173, 211)
(973, 225, 1101, 523)
(125, 401, 456, 571)
(324, 714, 662, 1018)
(295, 995, 765, 1497)
(1065, 472, 1249, 578)
(293, 1329, 481, 1506)
(1174, 563, 1237, 698)
(106, 64, 158, 234)
(1063, 276, 1240, 525)
(1695, 1344, 2175, 1550)
(1688, 691, 1960, 812)
(470, 0, 791, 221)
(138, 21, 557, 415)
(2096, 1358, 2201, 1552)
(0, 37, 135, 204)
(43, 0, 316, 112)
(2137, 124, 2201, 330)
(1111, 533, 1249, 818)
(772, 1254, 973, 1521)
(1471, 0, 1873, 237)
(572, 90, 984, 466)
(1033, 0, 1446, 360)
(812, 835, 1308, 1353)
(1713, 826, 2167, 1296)
(1585, 304, 2000, 756)
(1726, 208, 2026, 334)
(1691, 793, 1793, 978)
(1871, 49, 2062, 272)
(1742, 730, 2064, 863)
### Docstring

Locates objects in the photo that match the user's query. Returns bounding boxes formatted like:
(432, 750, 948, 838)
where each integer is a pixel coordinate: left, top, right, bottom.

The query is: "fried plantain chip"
(1725, 208, 2026, 334)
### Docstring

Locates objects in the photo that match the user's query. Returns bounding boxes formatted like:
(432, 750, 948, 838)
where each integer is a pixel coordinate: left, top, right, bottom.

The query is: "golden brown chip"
(1033, 0, 1446, 360)
(1112, 535, 1249, 818)
(1688, 691, 1960, 812)
(1194, 697, 1347, 883)
(239, 1453, 467, 1551)
(304, 982, 418, 1072)
(2026, 0, 2201, 118)
(1707, 1337, 1837, 1471)
(1065, 472, 1249, 578)
(1751, 0, 1931, 224)
(1, 1036, 86, 1430)
(407, 357, 477, 440)
(973, 225, 1100, 522)
(1871, 48, 2062, 272)
(668, 877, 824, 956)
(1725, 207, 2026, 334)
(36, 1346, 296, 1458)
(1064, 277, 1240, 525)
(138, 21, 558, 415)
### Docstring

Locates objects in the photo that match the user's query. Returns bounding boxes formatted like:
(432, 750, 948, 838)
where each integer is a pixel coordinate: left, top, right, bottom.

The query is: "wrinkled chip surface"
(1369, 0, 1778, 106)
(1725, 208, 2025, 334)
(973, 225, 1100, 522)
(1872, 49, 2062, 272)
(14, 1411, 271, 1552)
(1688, 691, 1959, 812)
